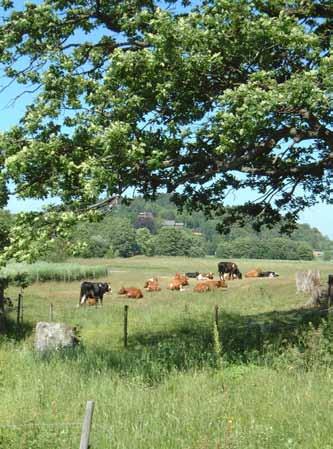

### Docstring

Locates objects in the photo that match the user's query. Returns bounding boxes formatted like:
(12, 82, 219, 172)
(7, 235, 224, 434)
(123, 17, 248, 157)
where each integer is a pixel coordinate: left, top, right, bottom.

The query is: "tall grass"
(1, 256, 333, 448)
(0, 262, 110, 283)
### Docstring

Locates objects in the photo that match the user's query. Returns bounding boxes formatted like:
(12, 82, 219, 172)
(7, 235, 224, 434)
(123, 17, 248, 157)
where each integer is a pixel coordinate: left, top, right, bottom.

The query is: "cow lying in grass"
(197, 272, 214, 281)
(194, 282, 210, 293)
(194, 279, 228, 292)
(245, 269, 279, 278)
(118, 287, 143, 299)
(185, 272, 199, 278)
(168, 280, 185, 291)
(168, 273, 189, 291)
(173, 273, 189, 286)
(245, 269, 262, 278)
(144, 278, 161, 291)
(260, 271, 279, 278)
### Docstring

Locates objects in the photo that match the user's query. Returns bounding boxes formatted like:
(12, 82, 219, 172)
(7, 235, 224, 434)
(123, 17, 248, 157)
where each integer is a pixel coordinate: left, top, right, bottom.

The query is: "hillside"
(65, 195, 333, 261)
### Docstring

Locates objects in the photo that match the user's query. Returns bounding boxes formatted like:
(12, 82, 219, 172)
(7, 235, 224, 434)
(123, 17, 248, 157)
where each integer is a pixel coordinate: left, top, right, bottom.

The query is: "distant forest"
(64, 195, 333, 261)
(3, 196, 331, 262)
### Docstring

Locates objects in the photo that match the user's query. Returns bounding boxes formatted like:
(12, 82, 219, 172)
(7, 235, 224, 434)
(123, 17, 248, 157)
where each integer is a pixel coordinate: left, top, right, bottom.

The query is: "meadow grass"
(1, 256, 333, 449)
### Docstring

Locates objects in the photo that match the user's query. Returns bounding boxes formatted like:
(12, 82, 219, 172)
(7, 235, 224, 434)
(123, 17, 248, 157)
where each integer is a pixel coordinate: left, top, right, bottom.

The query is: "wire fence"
(0, 401, 114, 449)
(6, 289, 333, 356)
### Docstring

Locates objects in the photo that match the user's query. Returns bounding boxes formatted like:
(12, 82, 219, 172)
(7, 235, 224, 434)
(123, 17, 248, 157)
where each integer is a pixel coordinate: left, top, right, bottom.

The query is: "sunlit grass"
(1, 256, 333, 448)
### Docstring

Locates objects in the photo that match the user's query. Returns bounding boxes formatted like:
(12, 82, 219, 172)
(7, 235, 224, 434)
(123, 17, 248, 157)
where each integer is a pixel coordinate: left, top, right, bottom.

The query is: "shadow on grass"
(0, 315, 34, 343)
(32, 305, 332, 385)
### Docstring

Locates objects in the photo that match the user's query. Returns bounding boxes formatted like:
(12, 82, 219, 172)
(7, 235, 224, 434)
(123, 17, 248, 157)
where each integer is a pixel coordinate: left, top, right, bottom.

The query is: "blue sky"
(1, 1, 333, 239)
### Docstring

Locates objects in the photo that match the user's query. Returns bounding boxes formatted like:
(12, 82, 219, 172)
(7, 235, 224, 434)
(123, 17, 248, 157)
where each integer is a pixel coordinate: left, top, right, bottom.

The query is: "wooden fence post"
(79, 400, 95, 449)
(16, 293, 22, 326)
(214, 305, 219, 328)
(20, 293, 23, 323)
(49, 303, 54, 321)
(328, 275, 333, 308)
(124, 305, 129, 348)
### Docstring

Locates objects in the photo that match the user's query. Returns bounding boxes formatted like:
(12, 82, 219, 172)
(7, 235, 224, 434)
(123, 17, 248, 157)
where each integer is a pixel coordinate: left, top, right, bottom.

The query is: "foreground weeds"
(1, 317, 333, 449)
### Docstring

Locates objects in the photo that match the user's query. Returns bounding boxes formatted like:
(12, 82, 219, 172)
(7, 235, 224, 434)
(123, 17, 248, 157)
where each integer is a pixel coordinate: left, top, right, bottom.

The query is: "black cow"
(185, 272, 200, 278)
(259, 271, 279, 278)
(218, 262, 242, 280)
(79, 281, 111, 306)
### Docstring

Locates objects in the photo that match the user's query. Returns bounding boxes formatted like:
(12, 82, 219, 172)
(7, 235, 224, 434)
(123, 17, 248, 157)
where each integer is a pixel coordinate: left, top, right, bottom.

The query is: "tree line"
(38, 195, 331, 261)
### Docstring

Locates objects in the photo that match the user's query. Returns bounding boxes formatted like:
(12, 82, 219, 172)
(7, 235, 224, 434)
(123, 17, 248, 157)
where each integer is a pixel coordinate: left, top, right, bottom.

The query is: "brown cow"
(126, 288, 143, 299)
(168, 280, 186, 291)
(144, 277, 158, 288)
(118, 287, 144, 298)
(146, 281, 161, 292)
(194, 282, 210, 293)
(144, 277, 161, 291)
(245, 269, 262, 278)
(204, 279, 228, 289)
(174, 273, 189, 286)
(118, 286, 128, 295)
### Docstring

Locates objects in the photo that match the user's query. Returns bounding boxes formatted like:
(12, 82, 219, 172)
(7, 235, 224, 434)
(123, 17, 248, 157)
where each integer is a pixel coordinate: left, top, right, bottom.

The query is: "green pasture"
(1, 256, 333, 449)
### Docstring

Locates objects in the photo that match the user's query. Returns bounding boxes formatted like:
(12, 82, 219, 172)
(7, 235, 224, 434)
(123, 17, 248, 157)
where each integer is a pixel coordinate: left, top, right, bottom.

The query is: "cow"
(79, 281, 111, 306)
(259, 271, 279, 278)
(168, 280, 185, 291)
(218, 262, 242, 280)
(194, 282, 210, 293)
(203, 279, 228, 289)
(145, 281, 161, 292)
(245, 269, 262, 278)
(144, 277, 161, 291)
(185, 272, 200, 278)
(118, 287, 143, 298)
(194, 279, 228, 292)
(87, 297, 98, 306)
(173, 273, 189, 286)
(197, 272, 214, 281)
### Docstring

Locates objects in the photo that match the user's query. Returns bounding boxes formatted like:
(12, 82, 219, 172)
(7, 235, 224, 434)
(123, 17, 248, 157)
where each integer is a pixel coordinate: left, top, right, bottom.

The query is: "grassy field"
(1, 256, 333, 449)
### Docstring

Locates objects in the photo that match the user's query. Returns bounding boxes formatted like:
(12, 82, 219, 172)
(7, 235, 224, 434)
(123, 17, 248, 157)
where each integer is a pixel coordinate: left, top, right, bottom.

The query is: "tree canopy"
(0, 0, 332, 258)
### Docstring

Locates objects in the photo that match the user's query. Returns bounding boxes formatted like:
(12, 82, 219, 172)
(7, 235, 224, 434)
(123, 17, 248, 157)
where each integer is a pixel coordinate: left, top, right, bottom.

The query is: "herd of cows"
(79, 262, 279, 306)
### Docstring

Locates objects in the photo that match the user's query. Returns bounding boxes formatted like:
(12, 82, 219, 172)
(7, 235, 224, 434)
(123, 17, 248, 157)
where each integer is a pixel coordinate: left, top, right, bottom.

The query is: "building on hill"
(313, 250, 324, 258)
(137, 212, 154, 219)
(162, 220, 184, 228)
(134, 212, 156, 233)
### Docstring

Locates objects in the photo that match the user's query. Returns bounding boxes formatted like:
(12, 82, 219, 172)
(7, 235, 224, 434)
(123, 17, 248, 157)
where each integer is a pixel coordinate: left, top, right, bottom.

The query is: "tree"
(295, 241, 314, 261)
(136, 227, 155, 256)
(108, 218, 137, 257)
(154, 227, 206, 257)
(0, 0, 332, 260)
(134, 213, 156, 234)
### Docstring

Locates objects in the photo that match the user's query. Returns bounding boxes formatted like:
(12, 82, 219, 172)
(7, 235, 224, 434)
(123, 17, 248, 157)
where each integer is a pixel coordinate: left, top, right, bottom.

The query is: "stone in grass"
(35, 322, 79, 352)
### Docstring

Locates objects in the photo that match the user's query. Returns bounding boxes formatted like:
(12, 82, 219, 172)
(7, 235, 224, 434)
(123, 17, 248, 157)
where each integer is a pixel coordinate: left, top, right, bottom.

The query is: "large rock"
(35, 322, 78, 352)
